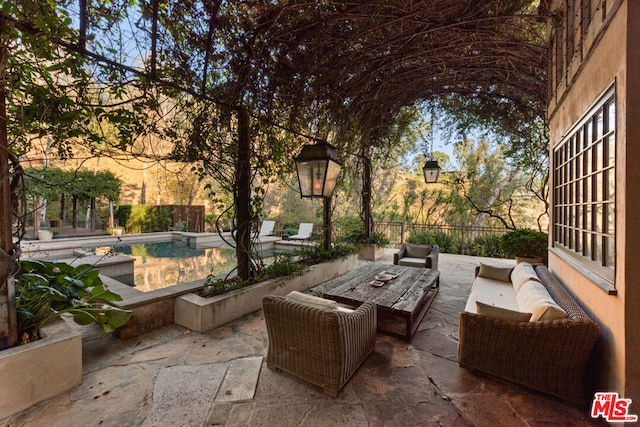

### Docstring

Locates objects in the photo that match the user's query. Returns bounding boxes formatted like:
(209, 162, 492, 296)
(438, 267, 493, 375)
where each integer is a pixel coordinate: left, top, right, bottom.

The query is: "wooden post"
(0, 23, 17, 348)
(236, 107, 251, 281)
(72, 195, 78, 228)
(362, 154, 372, 238)
(60, 193, 66, 225)
(323, 197, 332, 251)
(90, 197, 96, 230)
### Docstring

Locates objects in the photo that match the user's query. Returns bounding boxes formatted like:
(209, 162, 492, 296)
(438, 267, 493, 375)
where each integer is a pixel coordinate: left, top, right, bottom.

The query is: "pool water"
(94, 241, 280, 292)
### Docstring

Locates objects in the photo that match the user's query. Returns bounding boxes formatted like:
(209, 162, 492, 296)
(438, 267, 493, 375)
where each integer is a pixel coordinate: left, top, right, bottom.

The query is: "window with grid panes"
(553, 87, 615, 283)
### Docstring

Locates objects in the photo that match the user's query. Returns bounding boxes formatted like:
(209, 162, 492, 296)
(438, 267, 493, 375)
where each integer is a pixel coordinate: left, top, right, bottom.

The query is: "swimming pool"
(92, 241, 282, 292)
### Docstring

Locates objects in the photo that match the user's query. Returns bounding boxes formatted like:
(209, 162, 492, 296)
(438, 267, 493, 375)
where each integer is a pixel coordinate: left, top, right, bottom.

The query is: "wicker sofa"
(457, 262, 599, 406)
(262, 293, 377, 396)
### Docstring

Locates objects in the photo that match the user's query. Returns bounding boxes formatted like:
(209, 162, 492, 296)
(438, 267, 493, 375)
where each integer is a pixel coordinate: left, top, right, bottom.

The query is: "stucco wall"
(548, 0, 640, 405)
(624, 0, 640, 406)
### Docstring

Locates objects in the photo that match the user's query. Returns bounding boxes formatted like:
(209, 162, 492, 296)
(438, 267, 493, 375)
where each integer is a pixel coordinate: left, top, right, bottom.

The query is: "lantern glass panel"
(323, 160, 341, 197)
(296, 159, 328, 197)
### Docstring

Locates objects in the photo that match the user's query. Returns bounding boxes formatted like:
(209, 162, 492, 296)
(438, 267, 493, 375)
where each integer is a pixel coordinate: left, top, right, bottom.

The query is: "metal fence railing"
(372, 221, 510, 255)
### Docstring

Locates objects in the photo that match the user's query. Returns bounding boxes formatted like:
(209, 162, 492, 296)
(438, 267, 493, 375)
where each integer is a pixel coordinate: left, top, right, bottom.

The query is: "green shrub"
(124, 205, 175, 232)
(114, 205, 131, 229)
(335, 215, 389, 245)
(466, 234, 503, 257)
(362, 231, 390, 246)
(407, 230, 462, 254)
(295, 242, 358, 264)
(282, 226, 300, 237)
(151, 206, 173, 231)
(335, 215, 363, 241)
(200, 276, 246, 298)
(500, 228, 548, 260)
(340, 230, 390, 246)
(260, 253, 307, 280)
(127, 205, 153, 233)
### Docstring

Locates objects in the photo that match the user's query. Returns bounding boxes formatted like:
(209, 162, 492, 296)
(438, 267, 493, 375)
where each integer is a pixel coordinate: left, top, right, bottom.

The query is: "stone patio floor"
(2, 251, 605, 426)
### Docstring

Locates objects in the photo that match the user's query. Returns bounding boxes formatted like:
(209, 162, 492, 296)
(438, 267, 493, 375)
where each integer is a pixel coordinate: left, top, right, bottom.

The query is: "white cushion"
(516, 281, 567, 321)
(476, 301, 532, 322)
(511, 262, 541, 293)
(286, 291, 338, 311)
(464, 276, 519, 313)
(477, 263, 513, 282)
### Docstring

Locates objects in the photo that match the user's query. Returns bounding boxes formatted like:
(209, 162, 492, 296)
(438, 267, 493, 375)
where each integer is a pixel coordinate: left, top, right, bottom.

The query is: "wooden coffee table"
(313, 262, 439, 341)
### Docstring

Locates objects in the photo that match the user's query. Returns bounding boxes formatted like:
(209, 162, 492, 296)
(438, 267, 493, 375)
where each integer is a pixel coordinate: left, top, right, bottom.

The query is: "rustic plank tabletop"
(313, 262, 440, 341)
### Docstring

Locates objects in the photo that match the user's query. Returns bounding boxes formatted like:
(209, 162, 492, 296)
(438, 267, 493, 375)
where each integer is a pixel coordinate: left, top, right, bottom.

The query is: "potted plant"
(1, 259, 131, 419)
(338, 215, 389, 261)
(351, 231, 389, 260)
(338, 217, 389, 261)
(37, 229, 54, 241)
(15, 259, 132, 342)
(500, 228, 549, 264)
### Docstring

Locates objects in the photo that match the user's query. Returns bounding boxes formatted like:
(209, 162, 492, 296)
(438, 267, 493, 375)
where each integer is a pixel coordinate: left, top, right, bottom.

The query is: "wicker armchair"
(393, 243, 439, 269)
(262, 295, 377, 396)
(458, 265, 599, 406)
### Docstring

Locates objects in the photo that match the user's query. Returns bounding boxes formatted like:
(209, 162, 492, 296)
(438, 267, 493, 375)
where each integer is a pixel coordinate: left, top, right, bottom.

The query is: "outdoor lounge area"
(2, 250, 602, 426)
(7, 1, 640, 423)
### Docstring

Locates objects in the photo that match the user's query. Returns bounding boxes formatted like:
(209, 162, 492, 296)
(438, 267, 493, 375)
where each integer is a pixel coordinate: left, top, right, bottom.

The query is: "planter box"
(175, 253, 358, 333)
(37, 230, 53, 241)
(0, 319, 82, 419)
(357, 243, 385, 261)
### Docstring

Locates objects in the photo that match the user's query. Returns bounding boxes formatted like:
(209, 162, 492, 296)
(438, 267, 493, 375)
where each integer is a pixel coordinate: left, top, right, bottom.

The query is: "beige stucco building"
(547, 0, 639, 405)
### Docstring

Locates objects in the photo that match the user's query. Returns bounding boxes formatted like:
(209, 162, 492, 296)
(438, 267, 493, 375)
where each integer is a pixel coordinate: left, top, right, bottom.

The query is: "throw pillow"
(511, 262, 541, 293)
(476, 301, 532, 322)
(286, 291, 339, 311)
(516, 281, 567, 321)
(477, 263, 513, 282)
(405, 243, 430, 258)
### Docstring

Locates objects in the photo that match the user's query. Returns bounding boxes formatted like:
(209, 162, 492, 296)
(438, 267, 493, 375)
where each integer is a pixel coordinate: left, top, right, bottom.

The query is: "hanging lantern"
(294, 142, 342, 198)
(423, 159, 441, 184)
(423, 100, 441, 184)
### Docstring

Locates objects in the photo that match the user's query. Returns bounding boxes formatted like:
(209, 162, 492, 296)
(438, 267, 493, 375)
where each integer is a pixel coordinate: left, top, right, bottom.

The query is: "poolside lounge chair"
(258, 220, 276, 236)
(288, 223, 314, 241)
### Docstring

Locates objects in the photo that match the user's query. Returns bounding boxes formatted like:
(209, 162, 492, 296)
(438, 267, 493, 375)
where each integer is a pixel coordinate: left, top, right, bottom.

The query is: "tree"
(23, 168, 122, 230)
(1, 1, 106, 348)
(437, 95, 550, 229)
(449, 139, 539, 230)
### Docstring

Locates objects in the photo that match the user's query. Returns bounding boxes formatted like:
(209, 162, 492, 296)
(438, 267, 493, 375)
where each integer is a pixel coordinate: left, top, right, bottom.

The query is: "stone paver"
(215, 357, 262, 402)
(2, 251, 603, 427)
(143, 364, 227, 427)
